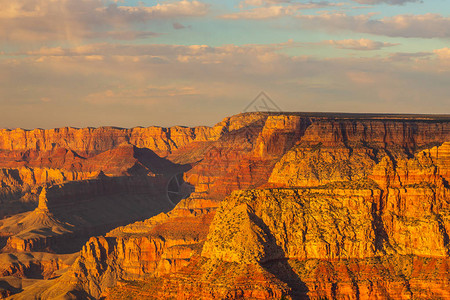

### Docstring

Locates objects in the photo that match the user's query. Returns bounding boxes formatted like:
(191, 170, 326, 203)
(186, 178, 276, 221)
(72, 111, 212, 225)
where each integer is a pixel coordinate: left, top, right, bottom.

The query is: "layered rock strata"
(2, 112, 450, 299)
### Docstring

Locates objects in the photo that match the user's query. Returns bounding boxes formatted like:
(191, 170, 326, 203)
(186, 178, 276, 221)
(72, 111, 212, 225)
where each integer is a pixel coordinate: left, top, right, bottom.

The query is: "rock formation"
(0, 125, 223, 157)
(1, 112, 450, 299)
(0, 174, 174, 254)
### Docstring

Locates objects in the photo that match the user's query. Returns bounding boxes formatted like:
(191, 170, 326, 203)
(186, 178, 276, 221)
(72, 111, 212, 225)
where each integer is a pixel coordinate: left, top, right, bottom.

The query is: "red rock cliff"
(4, 113, 450, 300)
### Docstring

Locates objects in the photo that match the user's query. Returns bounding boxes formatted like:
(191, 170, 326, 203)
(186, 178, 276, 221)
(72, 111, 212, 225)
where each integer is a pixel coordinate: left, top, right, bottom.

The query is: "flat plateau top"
(2, 112, 450, 131)
(243, 112, 450, 122)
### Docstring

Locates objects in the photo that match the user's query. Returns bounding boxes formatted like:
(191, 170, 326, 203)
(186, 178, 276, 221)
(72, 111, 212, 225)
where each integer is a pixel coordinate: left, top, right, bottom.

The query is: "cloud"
(0, 0, 208, 42)
(115, 1, 209, 18)
(17, 41, 304, 65)
(388, 51, 432, 62)
(84, 85, 199, 105)
(297, 12, 450, 38)
(173, 22, 190, 29)
(433, 48, 450, 69)
(346, 71, 376, 84)
(221, 2, 344, 19)
(1, 42, 449, 120)
(327, 38, 398, 50)
(40, 97, 52, 103)
(434, 48, 450, 60)
(221, 5, 296, 19)
(241, 0, 292, 5)
(352, 0, 419, 5)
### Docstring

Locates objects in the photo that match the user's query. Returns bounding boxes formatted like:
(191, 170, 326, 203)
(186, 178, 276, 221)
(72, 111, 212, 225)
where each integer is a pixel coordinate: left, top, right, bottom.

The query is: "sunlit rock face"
(0, 125, 224, 157)
(1, 112, 450, 299)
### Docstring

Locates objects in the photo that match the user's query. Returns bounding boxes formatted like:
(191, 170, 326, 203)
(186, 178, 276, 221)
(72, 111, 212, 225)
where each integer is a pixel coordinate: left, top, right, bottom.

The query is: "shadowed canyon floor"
(0, 112, 449, 299)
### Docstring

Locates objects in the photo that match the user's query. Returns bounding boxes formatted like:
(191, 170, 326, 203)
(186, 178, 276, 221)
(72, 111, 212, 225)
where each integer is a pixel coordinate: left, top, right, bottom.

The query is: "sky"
(1, 0, 449, 129)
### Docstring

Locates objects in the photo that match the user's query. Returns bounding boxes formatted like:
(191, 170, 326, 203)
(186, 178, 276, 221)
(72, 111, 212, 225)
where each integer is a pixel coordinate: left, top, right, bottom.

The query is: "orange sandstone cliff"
(0, 112, 450, 299)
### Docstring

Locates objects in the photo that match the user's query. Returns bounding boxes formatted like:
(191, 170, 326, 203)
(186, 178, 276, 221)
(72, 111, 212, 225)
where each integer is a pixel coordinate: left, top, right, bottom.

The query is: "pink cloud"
(327, 38, 398, 50)
(221, 2, 345, 19)
(353, 0, 419, 4)
(114, 1, 209, 18)
(297, 12, 450, 38)
(1, 41, 449, 128)
(0, 0, 209, 42)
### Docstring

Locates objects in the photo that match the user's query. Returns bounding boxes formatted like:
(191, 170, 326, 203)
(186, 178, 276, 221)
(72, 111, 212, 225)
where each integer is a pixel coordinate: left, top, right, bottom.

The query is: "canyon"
(0, 112, 448, 299)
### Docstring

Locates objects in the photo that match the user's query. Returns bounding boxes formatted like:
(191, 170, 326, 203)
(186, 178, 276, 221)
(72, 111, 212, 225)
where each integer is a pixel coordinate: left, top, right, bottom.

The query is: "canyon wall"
(0, 125, 222, 157)
(2, 112, 450, 299)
